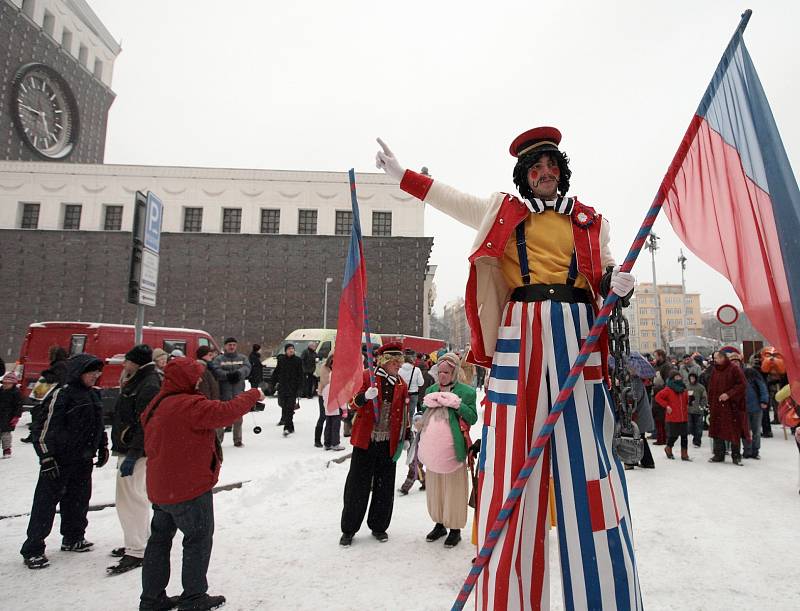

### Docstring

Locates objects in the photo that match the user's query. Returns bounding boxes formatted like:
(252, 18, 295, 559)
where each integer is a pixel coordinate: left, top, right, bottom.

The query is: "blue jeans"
(744, 411, 762, 456)
(140, 491, 214, 610)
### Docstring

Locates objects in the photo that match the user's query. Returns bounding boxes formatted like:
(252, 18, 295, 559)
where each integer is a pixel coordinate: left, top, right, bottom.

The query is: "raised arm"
(375, 138, 490, 229)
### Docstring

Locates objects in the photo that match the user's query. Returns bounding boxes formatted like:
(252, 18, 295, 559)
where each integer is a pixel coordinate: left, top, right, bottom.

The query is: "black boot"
(339, 532, 353, 546)
(426, 523, 447, 542)
(106, 554, 144, 575)
(444, 529, 462, 548)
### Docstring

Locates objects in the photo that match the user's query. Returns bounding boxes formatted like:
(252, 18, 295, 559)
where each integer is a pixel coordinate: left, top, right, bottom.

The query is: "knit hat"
(152, 348, 168, 361)
(437, 352, 461, 373)
(2, 372, 18, 384)
(196, 345, 212, 360)
(124, 344, 153, 366)
(170, 349, 185, 358)
(224, 337, 237, 344)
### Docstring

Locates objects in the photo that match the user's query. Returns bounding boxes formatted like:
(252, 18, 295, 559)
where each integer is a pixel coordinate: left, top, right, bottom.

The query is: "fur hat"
(124, 344, 153, 366)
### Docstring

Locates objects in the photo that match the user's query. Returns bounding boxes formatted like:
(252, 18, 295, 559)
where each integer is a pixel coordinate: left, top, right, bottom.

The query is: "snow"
(1, 395, 798, 610)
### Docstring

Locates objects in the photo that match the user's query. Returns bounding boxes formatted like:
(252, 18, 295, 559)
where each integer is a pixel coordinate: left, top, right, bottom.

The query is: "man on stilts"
(376, 127, 642, 610)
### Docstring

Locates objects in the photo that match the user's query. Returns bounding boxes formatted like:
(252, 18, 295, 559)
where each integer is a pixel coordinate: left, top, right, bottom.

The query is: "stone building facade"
(0, 229, 434, 358)
(1, 0, 119, 163)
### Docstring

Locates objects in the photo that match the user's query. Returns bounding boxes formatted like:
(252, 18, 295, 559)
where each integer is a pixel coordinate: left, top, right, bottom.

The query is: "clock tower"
(0, 0, 120, 163)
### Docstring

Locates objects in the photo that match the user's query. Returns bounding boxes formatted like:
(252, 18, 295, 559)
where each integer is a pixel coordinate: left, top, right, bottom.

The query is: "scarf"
(667, 378, 686, 393)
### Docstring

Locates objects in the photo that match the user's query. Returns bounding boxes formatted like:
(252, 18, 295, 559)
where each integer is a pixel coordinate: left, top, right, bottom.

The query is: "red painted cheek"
(528, 169, 540, 182)
(550, 166, 560, 178)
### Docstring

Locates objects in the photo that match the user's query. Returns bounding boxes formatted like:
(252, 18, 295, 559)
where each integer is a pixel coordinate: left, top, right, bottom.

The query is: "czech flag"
(327, 169, 370, 411)
(660, 10, 800, 388)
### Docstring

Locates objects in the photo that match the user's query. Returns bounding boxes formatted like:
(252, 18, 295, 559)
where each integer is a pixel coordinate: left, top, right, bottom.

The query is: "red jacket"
(708, 362, 749, 443)
(348, 369, 409, 461)
(141, 357, 261, 505)
(655, 387, 689, 423)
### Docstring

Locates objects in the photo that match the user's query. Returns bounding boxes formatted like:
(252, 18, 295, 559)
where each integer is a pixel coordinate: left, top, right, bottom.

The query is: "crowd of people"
(4, 333, 799, 610)
(622, 346, 794, 469)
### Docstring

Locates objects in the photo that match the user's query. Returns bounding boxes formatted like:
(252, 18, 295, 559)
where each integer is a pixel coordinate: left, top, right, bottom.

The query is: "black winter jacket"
(300, 348, 317, 374)
(0, 386, 23, 432)
(111, 362, 161, 457)
(32, 354, 107, 464)
(248, 351, 264, 386)
(271, 354, 304, 397)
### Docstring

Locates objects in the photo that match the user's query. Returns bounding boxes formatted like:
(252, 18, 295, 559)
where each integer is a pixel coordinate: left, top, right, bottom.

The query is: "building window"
(222, 208, 242, 233)
(260, 209, 280, 234)
(78, 44, 88, 67)
(61, 28, 72, 52)
(183, 207, 203, 232)
(20, 203, 40, 229)
(93, 59, 103, 80)
(335, 210, 352, 236)
(298, 209, 317, 235)
(103, 205, 123, 231)
(42, 10, 55, 36)
(63, 204, 82, 230)
(22, 0, 35, 19)
(372, 211, 392, 237)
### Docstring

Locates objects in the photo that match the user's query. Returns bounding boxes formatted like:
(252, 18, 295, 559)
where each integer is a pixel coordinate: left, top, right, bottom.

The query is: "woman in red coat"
(708, 350, 748, 465)
(655, 371, 691, 461)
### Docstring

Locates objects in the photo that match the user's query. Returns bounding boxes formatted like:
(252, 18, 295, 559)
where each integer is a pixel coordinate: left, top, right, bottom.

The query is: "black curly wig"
(512, 149, 572, 201)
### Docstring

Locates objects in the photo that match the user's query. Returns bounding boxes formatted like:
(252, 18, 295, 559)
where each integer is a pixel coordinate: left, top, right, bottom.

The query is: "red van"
(14, 321, 219, 415)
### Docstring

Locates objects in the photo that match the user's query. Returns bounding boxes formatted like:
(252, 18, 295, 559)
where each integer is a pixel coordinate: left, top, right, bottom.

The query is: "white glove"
(364, 386, 379, 400)
(257, 388, 267, 402)
(610, 265, 635, 296)
(375, 138, 406, 182)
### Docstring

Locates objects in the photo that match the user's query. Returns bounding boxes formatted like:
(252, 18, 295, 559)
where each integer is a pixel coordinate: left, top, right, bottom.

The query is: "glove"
(375, 138, 406, 182)
(226, 371, 241, 384)
(119, 455, 137, 477)
(610, 265, 635, 297)
(95, 446, 109, 468)
(41, 457, 60, 480)
(364, 386, 379, 401)
(9, 416, 19, 430)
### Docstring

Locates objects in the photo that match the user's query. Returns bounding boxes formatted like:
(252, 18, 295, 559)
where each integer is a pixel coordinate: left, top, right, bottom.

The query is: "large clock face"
(11, 63, 79, 160)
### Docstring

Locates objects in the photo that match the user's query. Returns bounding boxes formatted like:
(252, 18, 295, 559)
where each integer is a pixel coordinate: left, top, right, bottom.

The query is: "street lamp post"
(645, 232, 663, 351)
(323, 277, 334, 328)
(678, 249, 689, 354)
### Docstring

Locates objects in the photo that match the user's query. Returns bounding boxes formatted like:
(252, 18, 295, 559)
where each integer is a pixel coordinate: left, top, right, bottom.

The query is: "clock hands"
(19, 102, 43, 116)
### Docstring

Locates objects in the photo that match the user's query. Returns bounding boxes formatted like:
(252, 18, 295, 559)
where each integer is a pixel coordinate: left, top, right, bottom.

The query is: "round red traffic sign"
(716, 304, 739, 325)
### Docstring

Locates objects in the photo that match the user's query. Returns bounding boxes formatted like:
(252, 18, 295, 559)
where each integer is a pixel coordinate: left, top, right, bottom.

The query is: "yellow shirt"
(500, 210, 589, 290)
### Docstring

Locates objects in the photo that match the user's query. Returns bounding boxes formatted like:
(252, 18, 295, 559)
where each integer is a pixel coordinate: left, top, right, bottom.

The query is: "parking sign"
(144, 191, 163, 254)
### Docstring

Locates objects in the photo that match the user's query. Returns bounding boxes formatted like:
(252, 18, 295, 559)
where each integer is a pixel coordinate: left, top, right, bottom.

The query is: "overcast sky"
(91, 0, 800, 317)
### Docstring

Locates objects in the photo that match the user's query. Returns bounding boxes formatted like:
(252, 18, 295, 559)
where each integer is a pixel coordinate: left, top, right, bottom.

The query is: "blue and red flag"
(661, 10, 800, 388)
(327, 169, 375, 412)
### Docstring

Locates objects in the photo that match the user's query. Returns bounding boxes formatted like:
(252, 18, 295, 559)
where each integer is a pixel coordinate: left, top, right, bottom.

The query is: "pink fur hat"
(422, 391, 461, 409)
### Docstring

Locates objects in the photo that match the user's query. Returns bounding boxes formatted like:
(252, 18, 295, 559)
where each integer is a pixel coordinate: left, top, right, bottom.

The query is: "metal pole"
(134, 304, 145, 344)
(645, 232, 663, 351)
(323, 277, 333, 328)
(679, 249, 689, 354)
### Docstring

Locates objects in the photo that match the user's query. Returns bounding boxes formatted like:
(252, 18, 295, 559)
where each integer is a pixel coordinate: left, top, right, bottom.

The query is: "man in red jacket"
(139, 357, 264, 611)
(339, 343, 409, 546)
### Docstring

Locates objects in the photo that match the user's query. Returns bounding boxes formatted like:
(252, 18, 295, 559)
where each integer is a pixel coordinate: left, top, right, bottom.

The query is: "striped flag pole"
(348, 169, 378, 418)
(452, 13, 754, 608)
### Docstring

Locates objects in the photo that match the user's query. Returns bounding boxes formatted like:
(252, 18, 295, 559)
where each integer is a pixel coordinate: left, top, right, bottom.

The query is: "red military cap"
(509, 126, 562, 158)
(376, 342, 403, 356)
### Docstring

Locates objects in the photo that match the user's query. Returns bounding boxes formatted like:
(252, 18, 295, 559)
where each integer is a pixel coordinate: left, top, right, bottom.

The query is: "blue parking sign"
(144, 192, 163, 253)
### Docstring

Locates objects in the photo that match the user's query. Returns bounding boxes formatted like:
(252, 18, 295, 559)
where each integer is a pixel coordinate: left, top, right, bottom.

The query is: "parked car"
(261, 328, 383, 394)
(13, 321, 219, 420)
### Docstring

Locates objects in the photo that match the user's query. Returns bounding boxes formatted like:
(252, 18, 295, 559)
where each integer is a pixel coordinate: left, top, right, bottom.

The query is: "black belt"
(510, 284, 592, 304)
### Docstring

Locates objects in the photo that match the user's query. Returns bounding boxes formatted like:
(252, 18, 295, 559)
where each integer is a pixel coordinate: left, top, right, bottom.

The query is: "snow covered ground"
(1, 395, 798, 610)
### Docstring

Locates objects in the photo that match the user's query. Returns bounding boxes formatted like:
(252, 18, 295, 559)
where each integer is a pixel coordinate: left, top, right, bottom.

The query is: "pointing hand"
(375, 138, 406, 182)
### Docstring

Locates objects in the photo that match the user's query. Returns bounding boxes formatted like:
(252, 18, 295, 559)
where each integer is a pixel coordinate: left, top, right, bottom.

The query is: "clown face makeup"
(527, 154, 560, 199)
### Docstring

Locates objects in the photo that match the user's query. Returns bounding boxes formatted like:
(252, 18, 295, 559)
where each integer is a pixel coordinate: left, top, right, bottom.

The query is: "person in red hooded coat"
(708, 350, 748, 465)
(139, 357, 264, 611)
